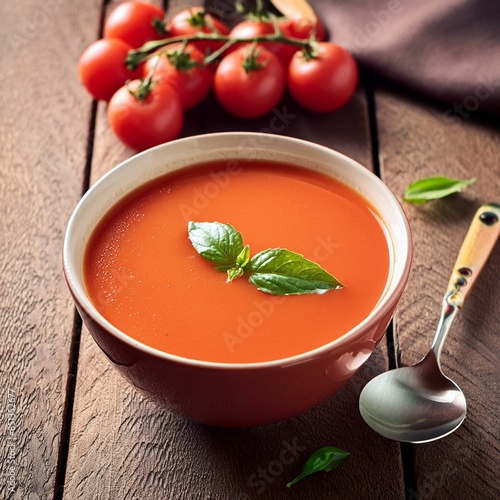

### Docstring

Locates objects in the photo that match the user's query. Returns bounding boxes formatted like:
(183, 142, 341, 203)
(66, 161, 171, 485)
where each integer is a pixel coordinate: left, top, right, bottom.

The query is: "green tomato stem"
(241, 43, 265, 73)
(126, 33, 313, 70)
(127, 57, 158, 101)
(152, 16, 169, 36)
(187, 9, 208, 28)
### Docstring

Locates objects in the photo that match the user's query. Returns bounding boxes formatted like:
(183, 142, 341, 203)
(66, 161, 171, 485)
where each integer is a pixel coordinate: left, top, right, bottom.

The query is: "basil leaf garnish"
(403, 176, 476, 204)
(226, 244, 251, 282)
(187, 221, 243, 270)
(286, 446, 350, 488)
(249, 248, 343, 295)
(188, 222, 344, 296)
(236, 244, 250, 268)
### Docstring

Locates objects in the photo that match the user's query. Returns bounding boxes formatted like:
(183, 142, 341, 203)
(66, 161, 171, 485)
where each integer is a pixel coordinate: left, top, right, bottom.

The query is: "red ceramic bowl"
(63, 132, 412, 427)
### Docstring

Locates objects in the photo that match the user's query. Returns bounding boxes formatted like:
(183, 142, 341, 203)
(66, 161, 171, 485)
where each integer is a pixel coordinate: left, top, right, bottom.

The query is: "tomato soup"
(84, 160, 390, 363)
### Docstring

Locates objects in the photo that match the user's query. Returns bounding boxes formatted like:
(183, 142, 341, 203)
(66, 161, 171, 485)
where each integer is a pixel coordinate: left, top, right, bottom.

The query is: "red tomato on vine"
(144, 43, 213, 110)
(229, 20, 297, 67)
(78, 38, 142, 101)
(280, 15, 327, 42)
(214, 45, 285, 119)
(168, 7, 230, 54)
(104, 1, 166, 48)
(107, 79, 184, 151)
(288, 43, 358, 113)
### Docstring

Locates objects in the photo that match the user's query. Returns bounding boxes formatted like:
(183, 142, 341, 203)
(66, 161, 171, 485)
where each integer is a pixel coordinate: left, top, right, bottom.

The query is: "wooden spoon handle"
(447, 203, 500, 307)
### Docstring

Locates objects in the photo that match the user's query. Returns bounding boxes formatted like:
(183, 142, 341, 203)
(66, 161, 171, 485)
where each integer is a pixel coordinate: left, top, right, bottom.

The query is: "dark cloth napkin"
(311, 0, 500, 115)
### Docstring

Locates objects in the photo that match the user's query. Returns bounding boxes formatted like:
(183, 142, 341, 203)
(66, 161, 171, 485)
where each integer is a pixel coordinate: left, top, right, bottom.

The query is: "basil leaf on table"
(286, 446, 350, 488)
(403, 176, 476, 204)
(249, 248, 344, 295)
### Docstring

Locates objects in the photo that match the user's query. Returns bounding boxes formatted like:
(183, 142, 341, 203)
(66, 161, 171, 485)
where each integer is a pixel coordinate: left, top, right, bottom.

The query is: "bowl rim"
(63, 132, 412, 370)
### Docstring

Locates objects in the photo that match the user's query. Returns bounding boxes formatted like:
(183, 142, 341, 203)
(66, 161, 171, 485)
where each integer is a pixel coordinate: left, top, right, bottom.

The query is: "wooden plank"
(0, 0, 102, 498)
(64, 1, 405, 498)
(375, 86, 500, 499)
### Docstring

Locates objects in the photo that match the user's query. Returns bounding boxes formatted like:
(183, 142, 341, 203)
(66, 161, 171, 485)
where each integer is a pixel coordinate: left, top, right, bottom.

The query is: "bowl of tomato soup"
(63, 132, 411, 427)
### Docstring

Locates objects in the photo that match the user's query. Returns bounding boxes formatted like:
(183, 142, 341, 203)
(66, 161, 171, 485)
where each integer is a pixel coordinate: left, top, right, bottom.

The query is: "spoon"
(359, 203, 500, 443)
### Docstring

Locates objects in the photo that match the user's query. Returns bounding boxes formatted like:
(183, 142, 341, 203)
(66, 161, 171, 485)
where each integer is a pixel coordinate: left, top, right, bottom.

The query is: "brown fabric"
(312, 0, 500, 115)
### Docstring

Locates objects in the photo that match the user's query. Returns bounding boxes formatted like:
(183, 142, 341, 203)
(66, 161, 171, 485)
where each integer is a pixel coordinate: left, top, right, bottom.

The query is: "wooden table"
(1, 1, 499, 498)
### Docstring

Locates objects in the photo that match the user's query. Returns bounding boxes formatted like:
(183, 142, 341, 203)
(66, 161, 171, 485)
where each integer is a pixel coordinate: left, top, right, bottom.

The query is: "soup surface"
(84, 160, 390, 363)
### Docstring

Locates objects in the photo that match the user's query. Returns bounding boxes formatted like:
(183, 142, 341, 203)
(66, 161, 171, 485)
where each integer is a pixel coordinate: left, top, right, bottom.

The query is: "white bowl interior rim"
(63, 132, 411, 369)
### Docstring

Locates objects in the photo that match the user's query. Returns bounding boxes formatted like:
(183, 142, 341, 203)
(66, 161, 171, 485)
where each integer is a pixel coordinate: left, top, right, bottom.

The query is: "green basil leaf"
(236, 244, 251, 268)
(286, 446, 350, 488)
(188, 221, 243, 270)
(249, 248, 344, 295)
(403, 176, 476, 204)
(188, 223, 345, 296)
(226, 246, 251, 282)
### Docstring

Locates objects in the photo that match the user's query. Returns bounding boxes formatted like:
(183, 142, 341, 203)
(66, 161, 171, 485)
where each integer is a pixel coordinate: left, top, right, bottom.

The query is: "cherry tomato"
(143, 43, 212, 110)
(229, 20, 297, 67)
(104, 1, 166, 48)
(107, 79, 184, 151)
(78, 38, 142, 101)
(214, 45, 285, 119)
(280, 15, 327, 42)
(168, 7, 230, 54)
(288, 43, 358, 113)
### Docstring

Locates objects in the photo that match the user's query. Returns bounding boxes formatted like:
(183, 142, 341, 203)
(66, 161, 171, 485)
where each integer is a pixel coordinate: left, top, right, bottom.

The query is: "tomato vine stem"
(241, 43, 265, 73)
(128, 57, 158, 101)
(126, 33, 314, 70)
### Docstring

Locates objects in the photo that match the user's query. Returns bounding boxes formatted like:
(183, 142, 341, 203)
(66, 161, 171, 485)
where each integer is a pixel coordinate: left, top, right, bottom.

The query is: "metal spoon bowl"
(359, 203, 500, 443)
